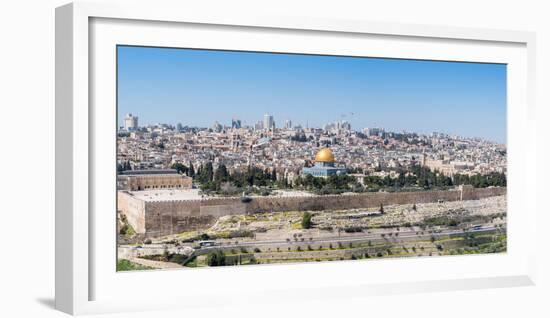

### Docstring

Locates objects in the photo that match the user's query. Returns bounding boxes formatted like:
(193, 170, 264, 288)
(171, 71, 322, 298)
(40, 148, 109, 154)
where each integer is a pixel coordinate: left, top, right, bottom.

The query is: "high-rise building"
(364, 127, 384, 137)
(284, 119, 292, 129)
(231, 118, 242, 129)
(263, 114, 274, 131)
(176, 123, 183, 132)
(212, 121, 223, 133)
(124, 113, 139, 131)
(341, 121, 351, 131)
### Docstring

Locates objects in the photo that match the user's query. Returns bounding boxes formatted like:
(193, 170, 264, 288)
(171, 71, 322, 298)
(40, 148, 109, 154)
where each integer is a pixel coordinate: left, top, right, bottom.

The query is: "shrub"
(241, 196, 252, 203)
(301, 212, 313, 229)
(344, 226, 363, 233)
(207, 251, 226, 266)
(119, 224, 128, 235)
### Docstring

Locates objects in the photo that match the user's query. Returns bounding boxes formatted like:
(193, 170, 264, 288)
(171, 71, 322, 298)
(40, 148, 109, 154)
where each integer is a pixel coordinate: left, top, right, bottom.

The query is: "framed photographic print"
(115, 46, 509, 268)
(56, 1, 537, 315)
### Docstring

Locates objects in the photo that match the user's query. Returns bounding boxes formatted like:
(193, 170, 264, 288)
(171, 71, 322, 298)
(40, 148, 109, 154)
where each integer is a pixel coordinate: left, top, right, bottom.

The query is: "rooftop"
(126, 189, 202, 202)
(122, 188, 318, 202)
(120, 169, 178, 176)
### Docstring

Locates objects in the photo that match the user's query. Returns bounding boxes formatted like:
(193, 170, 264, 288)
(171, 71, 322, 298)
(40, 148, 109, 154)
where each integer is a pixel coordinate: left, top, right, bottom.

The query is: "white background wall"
(0, 0, 548, 317)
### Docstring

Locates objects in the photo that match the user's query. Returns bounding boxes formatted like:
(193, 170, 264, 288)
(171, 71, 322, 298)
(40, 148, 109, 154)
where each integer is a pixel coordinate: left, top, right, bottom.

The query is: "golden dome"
(315, 147, 335, 163)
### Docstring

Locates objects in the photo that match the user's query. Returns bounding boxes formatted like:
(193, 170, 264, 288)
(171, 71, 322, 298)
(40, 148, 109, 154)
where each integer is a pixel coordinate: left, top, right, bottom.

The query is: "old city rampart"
(118, 186, 506, 238)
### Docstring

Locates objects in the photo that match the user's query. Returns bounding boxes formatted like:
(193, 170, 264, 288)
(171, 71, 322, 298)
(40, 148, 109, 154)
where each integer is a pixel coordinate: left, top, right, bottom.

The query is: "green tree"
(188, 163, 195, 178)
(171, 162, 188, 174)
(214, 164, 229, 182)
(271, 169, 277, 181)
(198, 162, 214, 183)
(301, 212, 313, 229)
(206, 250, 226, 266)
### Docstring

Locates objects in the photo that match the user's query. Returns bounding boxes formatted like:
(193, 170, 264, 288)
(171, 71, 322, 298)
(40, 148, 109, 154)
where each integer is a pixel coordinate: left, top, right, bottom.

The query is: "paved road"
(199, 225, 503, 250)
(119, 225, 504, 256)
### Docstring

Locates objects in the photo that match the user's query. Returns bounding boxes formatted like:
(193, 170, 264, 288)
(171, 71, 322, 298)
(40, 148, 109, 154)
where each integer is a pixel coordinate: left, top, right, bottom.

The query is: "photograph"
(115, 45, 507, 271)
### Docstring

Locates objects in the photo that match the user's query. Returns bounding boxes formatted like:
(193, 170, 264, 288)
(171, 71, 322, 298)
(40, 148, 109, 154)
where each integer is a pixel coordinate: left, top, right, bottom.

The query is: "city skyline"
(120, 112, 503, 144)
(118, 46, 507, 143)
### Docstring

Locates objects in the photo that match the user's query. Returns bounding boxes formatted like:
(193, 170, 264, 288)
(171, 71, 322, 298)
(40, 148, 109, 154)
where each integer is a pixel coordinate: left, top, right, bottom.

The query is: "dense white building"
(263, 114, 274, 131)
(124, 113, 139, 131)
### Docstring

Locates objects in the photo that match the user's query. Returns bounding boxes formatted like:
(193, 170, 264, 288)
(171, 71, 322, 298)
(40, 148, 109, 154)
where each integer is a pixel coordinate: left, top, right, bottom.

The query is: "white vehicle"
(198, 240, 216, 247)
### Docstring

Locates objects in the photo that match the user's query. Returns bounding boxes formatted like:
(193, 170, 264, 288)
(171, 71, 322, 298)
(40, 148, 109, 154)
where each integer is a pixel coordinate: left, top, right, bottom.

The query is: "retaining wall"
(119, 186, 506, 238)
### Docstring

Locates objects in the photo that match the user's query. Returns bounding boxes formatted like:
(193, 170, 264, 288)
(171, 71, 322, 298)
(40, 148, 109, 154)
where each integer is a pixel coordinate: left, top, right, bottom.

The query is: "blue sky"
(118, 46, 507, 143)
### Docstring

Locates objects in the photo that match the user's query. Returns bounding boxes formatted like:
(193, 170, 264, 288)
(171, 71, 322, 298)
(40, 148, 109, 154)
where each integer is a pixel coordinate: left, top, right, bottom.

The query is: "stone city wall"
(117, 191, 146, 233)
(120, 186, 506, 238)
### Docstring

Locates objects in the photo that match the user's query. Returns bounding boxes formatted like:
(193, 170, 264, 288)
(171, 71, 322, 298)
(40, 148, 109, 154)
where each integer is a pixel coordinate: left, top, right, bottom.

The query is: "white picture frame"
(56, 1, 537, 315)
